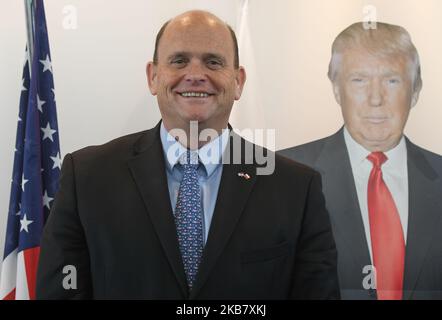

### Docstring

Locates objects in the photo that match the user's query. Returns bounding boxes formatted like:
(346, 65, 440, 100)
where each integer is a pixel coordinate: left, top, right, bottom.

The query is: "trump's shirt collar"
(343, 126, 407, 171)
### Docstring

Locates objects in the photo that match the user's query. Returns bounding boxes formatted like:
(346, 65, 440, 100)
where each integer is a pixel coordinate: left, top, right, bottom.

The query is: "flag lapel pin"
(237, 172, 251, 180)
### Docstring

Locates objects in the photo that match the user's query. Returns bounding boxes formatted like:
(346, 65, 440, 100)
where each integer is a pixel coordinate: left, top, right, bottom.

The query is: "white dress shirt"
(343, 127, 409, 262)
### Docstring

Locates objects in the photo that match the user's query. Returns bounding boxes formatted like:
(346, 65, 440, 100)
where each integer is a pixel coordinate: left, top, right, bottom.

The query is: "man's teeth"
(180, 92, 210, 97)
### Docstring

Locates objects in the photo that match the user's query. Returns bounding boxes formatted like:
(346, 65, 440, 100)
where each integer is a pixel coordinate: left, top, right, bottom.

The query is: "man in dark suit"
(280, 22, 442, 300)
(36, 10, 339, 299)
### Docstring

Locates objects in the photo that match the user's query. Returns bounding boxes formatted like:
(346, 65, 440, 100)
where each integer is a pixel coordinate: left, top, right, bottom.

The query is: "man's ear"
(234, 66, 247, 100)
(332, 82, 342, 105)
(147, 62, 158, 95)
(411, 90, 420, 108)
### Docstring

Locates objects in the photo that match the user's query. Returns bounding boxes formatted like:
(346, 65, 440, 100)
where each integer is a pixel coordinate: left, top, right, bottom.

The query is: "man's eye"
(171, 59, 186, 65)
(388, 78, 400, 84)
(207, 60, 223, 69)
(351, 78, 364, 83)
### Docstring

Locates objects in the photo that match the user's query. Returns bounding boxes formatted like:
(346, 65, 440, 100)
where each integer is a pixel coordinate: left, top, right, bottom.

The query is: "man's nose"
(369, 79, 383, 107)
(184, 60, 207, 83)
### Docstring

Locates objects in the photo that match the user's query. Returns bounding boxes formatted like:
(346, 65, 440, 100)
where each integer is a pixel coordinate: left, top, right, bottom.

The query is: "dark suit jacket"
(36, 122, 339, 299)
(279, 128, 442, 299)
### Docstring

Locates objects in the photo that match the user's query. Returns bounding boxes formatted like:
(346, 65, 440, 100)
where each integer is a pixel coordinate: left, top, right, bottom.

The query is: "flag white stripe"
(0, 249, 18, 299)
(15, 250, 30, 300)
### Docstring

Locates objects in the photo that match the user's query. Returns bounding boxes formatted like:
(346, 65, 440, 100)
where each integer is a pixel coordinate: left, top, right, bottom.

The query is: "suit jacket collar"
(128, 121, 258, 298)
(313, 128, 372, 270)
(128, 121, 188, 296)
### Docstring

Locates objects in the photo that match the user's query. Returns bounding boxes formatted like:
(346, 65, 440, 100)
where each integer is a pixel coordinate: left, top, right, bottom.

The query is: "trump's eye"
(387, 78, 401, 85)
(351, 78, 365, 84)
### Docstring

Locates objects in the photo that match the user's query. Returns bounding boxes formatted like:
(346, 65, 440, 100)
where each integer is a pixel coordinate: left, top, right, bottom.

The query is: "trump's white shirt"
(343, 127, 409, 262)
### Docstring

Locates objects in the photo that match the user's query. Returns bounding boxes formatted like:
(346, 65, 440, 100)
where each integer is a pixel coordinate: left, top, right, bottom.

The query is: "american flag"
(0, 0, 61, 300)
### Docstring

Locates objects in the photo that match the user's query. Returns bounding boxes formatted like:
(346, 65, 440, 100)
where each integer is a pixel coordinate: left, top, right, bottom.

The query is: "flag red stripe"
(23, 247, 40, 300)
(3, 288, 16, 300)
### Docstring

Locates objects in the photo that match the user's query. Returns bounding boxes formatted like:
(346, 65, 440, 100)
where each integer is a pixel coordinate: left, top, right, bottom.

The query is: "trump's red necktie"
(367, 152, 405, 300)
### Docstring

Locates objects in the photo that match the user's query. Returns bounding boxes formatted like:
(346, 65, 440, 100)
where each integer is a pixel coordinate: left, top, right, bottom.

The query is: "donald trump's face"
(333, 47, 419, 152)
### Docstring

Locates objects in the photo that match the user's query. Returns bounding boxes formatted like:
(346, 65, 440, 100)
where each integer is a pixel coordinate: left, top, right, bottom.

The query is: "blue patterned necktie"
(174, 150, 204, 290)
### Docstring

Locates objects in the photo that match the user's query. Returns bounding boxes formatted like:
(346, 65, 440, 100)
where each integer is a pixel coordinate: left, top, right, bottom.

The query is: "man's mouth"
(178, 91, 212, 98)
(365, 117, 388, 124)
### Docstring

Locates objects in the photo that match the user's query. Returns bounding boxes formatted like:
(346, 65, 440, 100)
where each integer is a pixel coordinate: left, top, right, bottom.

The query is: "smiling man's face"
(333, 47, 418, 152)
(147, 12, 246, 134)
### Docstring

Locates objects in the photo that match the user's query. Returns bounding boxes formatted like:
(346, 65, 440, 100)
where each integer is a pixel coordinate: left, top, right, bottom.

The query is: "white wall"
(2, 0, 442, 275)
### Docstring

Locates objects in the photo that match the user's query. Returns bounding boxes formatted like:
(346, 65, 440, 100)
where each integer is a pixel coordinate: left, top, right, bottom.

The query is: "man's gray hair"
(328, 22, 422, 93)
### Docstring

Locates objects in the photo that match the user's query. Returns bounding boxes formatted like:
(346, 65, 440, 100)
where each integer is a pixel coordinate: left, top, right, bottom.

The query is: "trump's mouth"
(365, 117, 389, 124)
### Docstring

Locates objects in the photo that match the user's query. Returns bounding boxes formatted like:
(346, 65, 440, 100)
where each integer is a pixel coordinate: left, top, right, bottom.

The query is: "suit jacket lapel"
(403, 139, 442, 299)
(190, 133, 258, 299)
(315, 129, 372, 270)
(127, 122, 188, 297)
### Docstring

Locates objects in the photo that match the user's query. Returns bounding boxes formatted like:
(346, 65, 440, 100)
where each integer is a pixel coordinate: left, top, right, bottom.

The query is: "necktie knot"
(367, 152, 388, 168)
(178, 150, 199, 170)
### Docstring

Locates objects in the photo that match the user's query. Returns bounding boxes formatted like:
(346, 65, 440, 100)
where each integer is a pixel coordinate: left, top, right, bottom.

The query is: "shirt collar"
(343, 126, 407, 170)
(160, 122, 230, 177)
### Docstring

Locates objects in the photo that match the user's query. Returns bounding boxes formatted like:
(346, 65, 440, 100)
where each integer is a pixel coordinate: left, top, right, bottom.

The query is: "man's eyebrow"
(348, 71, 369, 76)
(167, 51, 227, 64)
(167, 52, 190, 60)
(382, 71, 402, 77)
(203, 53, 226, 61)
